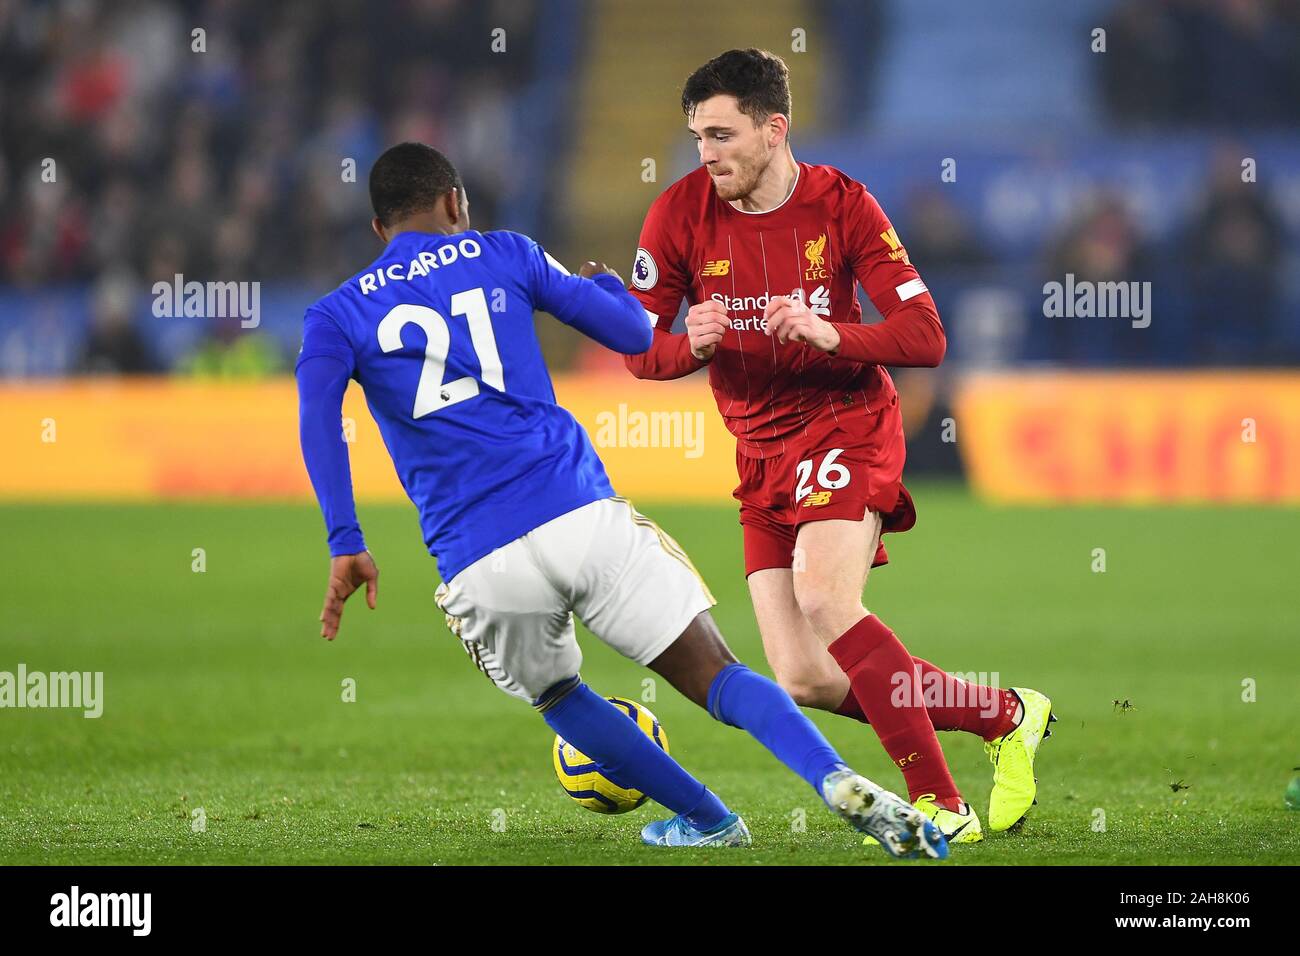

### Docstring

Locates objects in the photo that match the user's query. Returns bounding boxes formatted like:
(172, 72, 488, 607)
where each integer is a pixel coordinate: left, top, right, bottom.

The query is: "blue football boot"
(640, 811, 752, 847)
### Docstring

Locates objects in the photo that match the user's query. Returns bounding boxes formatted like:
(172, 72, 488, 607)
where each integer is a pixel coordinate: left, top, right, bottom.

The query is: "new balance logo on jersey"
(700, 259, 730, 276)
(802, 491, 833, 507)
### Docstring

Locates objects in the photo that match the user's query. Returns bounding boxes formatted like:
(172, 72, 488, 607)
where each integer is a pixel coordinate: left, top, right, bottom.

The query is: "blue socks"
(541, 680, 729, 831)
(707, 663, 846, 793)
(540, 667, 846, 827)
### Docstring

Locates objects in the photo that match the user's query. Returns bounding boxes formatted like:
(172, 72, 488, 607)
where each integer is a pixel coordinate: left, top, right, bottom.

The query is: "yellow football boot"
(985, 687, 1055, 832)
(863, 793, 983, 846)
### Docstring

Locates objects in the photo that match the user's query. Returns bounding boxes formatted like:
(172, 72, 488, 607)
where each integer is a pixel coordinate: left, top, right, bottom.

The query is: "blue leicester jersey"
(299, 229, 649, 581)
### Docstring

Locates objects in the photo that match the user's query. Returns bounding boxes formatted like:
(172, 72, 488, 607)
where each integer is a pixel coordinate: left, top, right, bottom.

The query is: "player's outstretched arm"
(562, 260, 654, 354)
(526, 247, 652, 355)
(296, 347, 376, 639)
(562, 269, 654, 354)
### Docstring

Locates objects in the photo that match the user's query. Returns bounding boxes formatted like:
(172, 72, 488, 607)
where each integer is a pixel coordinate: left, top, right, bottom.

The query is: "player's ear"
(371, 217, 388, 243)
(446, 188, 469, 230)
(768, 113, 789, 149)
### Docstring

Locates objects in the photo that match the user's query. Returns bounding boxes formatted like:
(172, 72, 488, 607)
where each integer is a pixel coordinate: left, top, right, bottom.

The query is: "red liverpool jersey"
(625, 162, 945, 459)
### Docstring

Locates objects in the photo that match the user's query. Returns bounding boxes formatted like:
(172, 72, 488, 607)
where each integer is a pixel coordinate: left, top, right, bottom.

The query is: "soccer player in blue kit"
(296, 142, 946, 857)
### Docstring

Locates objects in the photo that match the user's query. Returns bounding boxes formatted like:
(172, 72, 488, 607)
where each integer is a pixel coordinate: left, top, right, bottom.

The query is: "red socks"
(836, 658, 1021, 742)
(827, 615, 959, 803)
(834, 691, 870, 721)
(915, 659, 1021, 740)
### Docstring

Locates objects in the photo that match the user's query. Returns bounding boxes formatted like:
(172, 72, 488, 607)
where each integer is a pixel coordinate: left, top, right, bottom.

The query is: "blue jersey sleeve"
(521, 238, 653, 354)
(297, 307, 357, 373)
(296, 309, 365, 556)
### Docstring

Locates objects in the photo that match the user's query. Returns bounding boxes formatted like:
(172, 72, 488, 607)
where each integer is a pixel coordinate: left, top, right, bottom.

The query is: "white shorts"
(434, 497, 716, 705)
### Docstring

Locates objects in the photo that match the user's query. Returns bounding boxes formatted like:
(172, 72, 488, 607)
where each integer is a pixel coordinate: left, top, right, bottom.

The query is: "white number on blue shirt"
(376, 287, 503, 418)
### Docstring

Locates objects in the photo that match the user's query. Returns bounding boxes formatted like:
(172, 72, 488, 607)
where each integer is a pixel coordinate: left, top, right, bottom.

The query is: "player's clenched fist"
(764, 294, 841, 352)
(686, 300, 731, 360)
(578, 260, 622, 282)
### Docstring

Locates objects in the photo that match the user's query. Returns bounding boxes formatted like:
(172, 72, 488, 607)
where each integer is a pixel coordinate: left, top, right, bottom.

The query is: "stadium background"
(1, 0, 1297, 865)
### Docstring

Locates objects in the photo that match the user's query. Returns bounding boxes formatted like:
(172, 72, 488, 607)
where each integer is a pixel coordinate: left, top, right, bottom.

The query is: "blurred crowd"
(1100, 0, 1300, 127)
(0, 0, 539, 375)
(902, 145, 1290, 366)
(0, 0, 1297, 376)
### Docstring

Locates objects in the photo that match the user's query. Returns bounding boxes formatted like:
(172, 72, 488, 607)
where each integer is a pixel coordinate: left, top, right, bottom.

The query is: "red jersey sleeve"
(833, 187, 946, 368)
(623, 192, 707, 380)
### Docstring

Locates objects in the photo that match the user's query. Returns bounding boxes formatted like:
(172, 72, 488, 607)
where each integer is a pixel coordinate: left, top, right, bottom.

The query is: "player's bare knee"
(792, 577, 864, 643)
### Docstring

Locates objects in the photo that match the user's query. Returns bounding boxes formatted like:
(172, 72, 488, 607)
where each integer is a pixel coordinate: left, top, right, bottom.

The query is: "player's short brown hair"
(682, 48, 792, 127)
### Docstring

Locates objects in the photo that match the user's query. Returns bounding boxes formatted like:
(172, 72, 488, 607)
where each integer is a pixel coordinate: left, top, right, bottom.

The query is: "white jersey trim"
(728, 163, 802, 216)
(896, 277, 928, 301)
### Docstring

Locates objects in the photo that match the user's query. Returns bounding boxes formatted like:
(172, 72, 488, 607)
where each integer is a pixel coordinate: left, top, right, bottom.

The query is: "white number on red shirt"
(794, 448, 851, 501)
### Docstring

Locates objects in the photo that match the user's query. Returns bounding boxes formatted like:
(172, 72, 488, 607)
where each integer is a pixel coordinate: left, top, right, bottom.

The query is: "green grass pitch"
(1, 485, 1297, 865)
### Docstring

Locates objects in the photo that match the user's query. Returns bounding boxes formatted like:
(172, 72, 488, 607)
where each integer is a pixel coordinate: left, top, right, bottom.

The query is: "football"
(552, 696, 670, 813)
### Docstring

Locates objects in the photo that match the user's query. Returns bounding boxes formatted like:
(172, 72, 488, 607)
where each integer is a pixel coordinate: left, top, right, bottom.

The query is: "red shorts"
(734, 395, 917, 577)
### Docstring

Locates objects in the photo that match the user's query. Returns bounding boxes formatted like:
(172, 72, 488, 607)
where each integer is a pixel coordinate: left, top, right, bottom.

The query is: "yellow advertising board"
(954, 371, 1300, 504)
(0, 375, 736, 503)
(3, 372, 1295, 506)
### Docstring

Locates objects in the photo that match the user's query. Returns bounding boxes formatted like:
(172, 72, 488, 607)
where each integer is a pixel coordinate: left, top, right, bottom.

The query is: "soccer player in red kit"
(623, 49, 1055, 842)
